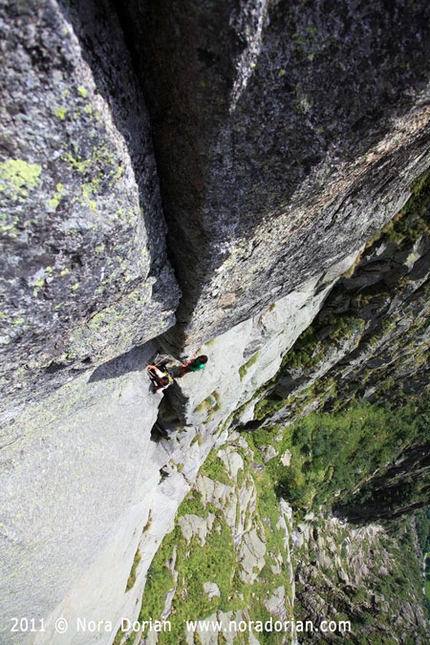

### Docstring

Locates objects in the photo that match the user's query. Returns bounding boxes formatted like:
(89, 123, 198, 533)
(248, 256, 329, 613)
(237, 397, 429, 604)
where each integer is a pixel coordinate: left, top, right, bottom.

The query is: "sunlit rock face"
(115, 0, 430, 348)
(2, 263, 340, 645)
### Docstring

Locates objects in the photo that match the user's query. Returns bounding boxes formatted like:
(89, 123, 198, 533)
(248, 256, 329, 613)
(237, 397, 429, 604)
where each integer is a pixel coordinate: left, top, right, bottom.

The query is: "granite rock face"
(116, 0, 430, 348)
(130, 428, 430, 644)
(0, 0, 180, 412)
(1, 343, 161, 642)
(1, 256, 357, 645)
(1, 2, 430, 645)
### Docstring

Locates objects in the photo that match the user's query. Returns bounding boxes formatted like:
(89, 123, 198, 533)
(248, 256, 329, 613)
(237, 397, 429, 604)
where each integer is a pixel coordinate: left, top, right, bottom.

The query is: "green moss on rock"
(0, 159, 42, 198)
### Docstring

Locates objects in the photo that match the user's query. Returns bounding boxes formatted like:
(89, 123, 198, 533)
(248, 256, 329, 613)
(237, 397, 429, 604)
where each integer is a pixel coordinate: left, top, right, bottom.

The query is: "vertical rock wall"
(1, 251, 359, 645)
(115, 0, 430, 348)
(0, 0, 180, 413)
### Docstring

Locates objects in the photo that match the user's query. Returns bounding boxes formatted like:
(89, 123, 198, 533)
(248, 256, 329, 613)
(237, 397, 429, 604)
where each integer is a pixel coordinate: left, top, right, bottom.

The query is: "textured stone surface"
(0, 0, 180, 412)
(1, 341, 159, 643)
(1, 336, 215, 645)
(144, 425, 429, 643)
(116, 0, 430, 348)
(264, 585, 286, 618)
(238, 528, 266, 584)
(258, 196, 430, 426)
(202, 582, 221, 599)
(166, 253, 358, 429)
(178, 513, 216, 545)
(0, 241, 399, 644)
(292, 516, 429, 640)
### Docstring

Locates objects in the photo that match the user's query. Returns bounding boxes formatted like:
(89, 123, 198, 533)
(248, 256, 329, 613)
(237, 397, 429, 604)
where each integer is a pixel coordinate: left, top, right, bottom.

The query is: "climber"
(147, 354, 208, 392)
(146, 364, 174, 393)
(178, 355, 208, 377)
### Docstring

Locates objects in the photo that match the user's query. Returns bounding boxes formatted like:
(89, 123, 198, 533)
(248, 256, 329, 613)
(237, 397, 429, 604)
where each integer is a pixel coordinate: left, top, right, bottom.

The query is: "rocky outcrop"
(115, 0, 430, 348)
(2, 262, 343, 645)
(335, 440, 430, 521)
(0, 0, 180, 412)
(248, 169, 430, 429)
(164, 255, 358, 429)
(132, 428, 430, 644)
(292, 515, 429, 642)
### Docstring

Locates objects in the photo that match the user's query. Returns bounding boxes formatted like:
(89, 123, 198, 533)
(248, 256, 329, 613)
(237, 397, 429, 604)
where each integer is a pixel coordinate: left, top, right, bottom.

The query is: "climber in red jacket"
(147, 355, 208, 392)
(146, 365, 174, 392)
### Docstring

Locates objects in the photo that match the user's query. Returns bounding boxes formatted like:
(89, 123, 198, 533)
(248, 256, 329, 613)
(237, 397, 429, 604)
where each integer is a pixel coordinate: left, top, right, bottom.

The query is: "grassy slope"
(130, 404, 429, 643)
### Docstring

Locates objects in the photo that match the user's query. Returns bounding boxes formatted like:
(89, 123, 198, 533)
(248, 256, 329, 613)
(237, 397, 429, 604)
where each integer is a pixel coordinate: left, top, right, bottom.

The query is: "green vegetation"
(140, 500, 238, 642)
(290, 510, 430, 641)
(138, 442, 293, 644)
(238, 351, 259, 381)
(200, 450, 233, 486)
(422, 509, 430, 607)
(194, 390, 222, 421)
(345, 462, 430, 516)
(250, 166, 430, 431)
(142, 511, 152, 533)
(48, 183, 64, 209)
(190, 433, 203, 447)
(415, 506, 430, 553)
(139, 401, 430, 642)
(375, 167, 430, 248)
(134, 167, 430, 643)
(271, 313, 364, 375)
(278, 325, 321, 371)
(54, 106, 68, 120)
(0, 158, 42, 198)
(125, 549, 142, 592)
(112, 627, 127, 645)
(380, 517, 426, 607)
(249, 393, 430, 514)
(253, 315, 365, 421)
